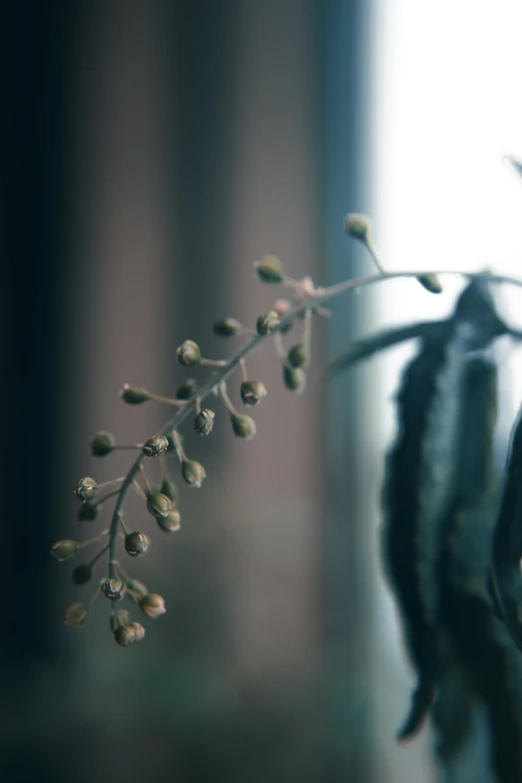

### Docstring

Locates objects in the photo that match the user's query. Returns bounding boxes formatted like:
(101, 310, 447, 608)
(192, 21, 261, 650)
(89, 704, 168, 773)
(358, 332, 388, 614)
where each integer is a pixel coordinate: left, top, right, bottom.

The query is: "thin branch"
(105, 268, 522, 578)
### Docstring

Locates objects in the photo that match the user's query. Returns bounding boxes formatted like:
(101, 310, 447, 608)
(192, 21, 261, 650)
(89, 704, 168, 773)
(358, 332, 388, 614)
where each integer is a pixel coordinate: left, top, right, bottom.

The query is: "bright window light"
(368, 2, 522, 777)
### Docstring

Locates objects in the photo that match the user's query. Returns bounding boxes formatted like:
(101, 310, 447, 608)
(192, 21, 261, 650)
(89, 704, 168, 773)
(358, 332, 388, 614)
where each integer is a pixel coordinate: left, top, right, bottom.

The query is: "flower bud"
(254, 255, 285, 284)
(417, 274, 443, 294)
(160, 477, 179, 505)
(181, 459, 206, 488)
(175, 379, 198, 400)
(287, 342, 310, 369)
(230, 413, 256, 440)
(176, 340, 201, 367)
(146, 490, 171, 519)
(139, 593, 166, 619)
(126, 579, 148, 599)
(272, 298, 291, 317)
(283, 364, 307, 394)
(90, 431, 116, 456)
(256, 310, 280, 336)
(240, 380, 267, 406)
(110, 609, 130, 632)
(194, 409, 215, 436)
(294, 276, 316, 300)
(272, 298, 293, 333)
(50, 540, 80, 562)
(114, 624, 136, 647)
(142, 435, 169, 458)
(157, 508, 181, 532)
(120, 384, 151, 404)
(101, 578, 126, 602)
(125, 531, 151, 557)
(74, 477, 98, 503)
(78, 503, 100, 522)
(344, 213, 372, 242)
(72, 564, 93, 585)
(65, 602, 89, 628)
(212, 317, 243, 337)
(128, 622, 146, 642)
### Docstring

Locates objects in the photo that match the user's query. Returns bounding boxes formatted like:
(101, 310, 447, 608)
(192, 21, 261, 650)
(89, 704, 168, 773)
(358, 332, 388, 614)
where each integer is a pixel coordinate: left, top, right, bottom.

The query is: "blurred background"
(5, 1, 522, 782)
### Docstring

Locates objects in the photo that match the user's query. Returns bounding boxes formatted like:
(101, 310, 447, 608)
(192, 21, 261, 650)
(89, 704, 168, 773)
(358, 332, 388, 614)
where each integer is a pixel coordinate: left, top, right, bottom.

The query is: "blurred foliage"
(335, 278, 522, 781)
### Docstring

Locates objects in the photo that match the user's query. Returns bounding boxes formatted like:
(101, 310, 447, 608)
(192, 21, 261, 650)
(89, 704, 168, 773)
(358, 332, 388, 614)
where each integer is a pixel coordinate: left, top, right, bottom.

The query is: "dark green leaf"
(492, 407, 522, 652)
(440, 491, 522, 783)
(382, 280, 505, 741)
(382, 335, 452, 740)
(328, 321, 446, 376)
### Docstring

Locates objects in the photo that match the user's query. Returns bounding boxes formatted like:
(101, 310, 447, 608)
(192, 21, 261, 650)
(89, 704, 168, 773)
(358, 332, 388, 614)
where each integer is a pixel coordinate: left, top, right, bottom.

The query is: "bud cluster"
(110, 609, 146, 647)
(55, 211, 431, 646)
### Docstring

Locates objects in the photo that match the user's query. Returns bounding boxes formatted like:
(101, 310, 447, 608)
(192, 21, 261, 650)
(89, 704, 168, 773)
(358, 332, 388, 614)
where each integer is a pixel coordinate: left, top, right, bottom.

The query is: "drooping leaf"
(440, 488, 522, 783)
(328, 321, 446, 376)
(492, 407, 522, 652)
(434, 355, 522, 783)
(432, 651, 492, 783)
(432, 358, 499, 778)
(382, 280, 506, 741)
(383, 328, 471, 740)
(415, 329, 477, 626)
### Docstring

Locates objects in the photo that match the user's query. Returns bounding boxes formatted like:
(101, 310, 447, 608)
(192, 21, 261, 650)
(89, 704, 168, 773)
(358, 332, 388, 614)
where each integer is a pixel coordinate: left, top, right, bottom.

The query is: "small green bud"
(128, 621, 146, 642)
(240, 380, 267, 406)
(287, 342, 310, 369)
(159, 477, 179, 504)
(139, 593, 166, 619)
(110, 609, 130, 632)
(126, 579, 148, 599)
(90, 430, 116, 456)
(181, 458, 206, 488)
(72, 564, 93, 585)
(256, 310, 280, 336)
(157, 508, 181, 533)
(142, 435, 169, 458)
(120, 384, 151, 404)
(175, 379, 198, 400)
(65, 602, 89, 628)
(74, 477, 98, 502)
(254, 254, 286, 283)
(114, 624, 136, 647)
(176, 340, 201, 366)
(101, 578, 126, 602)
(344, 213, 372, 242)
(125, 531, 151, 557)
(212, 317, 243, 337)
(283, 364, 307, 394)
(194, 409, 215, 436)
(78, 503, 100, 522)
(417, 274, 443, 294)
(230, 413, 257, 440)
(50, 540, 80, 562)
(146, 490, 171, 519)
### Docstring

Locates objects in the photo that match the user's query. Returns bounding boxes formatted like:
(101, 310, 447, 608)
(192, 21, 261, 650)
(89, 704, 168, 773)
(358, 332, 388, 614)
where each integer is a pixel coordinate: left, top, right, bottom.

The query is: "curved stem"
(105, 267, 522, 575)
(219, 382, 237, 415)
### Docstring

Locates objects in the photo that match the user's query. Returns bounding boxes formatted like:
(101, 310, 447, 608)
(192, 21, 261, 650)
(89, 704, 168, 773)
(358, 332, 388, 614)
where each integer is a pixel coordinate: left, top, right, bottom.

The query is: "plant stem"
(219, 382, 237, 415)
(147, 393, 189, 407)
